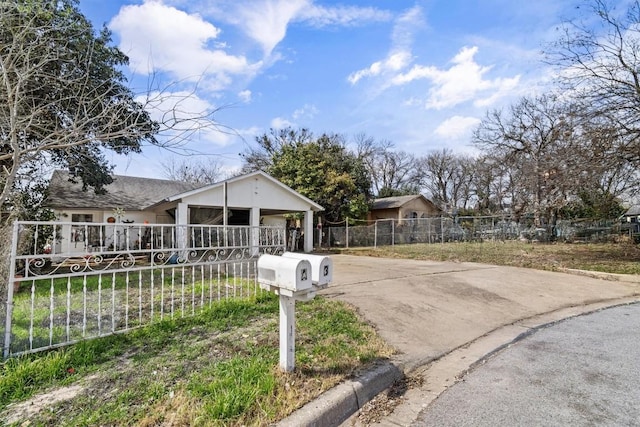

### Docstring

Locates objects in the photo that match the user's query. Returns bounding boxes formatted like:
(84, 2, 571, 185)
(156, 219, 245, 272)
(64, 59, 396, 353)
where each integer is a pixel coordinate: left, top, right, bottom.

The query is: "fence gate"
(3, 221, 285, 358)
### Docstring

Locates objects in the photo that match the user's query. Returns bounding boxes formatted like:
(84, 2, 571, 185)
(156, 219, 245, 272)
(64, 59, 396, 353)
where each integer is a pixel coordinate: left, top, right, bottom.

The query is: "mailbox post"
(257, 253, 333, 372)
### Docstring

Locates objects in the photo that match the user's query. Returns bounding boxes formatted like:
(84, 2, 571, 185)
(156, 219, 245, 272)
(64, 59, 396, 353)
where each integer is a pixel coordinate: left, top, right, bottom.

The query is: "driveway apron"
(322, 255, 640, 368)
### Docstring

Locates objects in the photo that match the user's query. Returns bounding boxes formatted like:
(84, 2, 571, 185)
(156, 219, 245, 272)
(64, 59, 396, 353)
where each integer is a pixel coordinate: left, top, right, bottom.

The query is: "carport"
(146, 170, 324, 252)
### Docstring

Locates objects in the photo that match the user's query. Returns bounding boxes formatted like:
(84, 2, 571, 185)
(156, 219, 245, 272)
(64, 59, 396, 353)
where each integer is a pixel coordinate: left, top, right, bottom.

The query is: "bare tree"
(421, 148, 474, 211)
(547, 0, 640, 162)
(161, 157, 224, 185)
(473, 95, 589, 225)
(355, 134, 425, 197)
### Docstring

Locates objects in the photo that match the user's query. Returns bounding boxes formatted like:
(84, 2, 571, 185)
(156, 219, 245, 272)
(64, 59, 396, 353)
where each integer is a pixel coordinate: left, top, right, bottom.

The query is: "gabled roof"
(148, 170, 324, 212)
(46, 170, 201, 210)
(623, 205, 640, 217)
(47, 169, 324, 213)
(372, 194, 437, 210)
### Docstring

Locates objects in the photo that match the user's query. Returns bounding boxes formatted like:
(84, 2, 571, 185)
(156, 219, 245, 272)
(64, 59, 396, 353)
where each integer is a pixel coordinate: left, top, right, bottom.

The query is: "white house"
(46, 170, 324, 253)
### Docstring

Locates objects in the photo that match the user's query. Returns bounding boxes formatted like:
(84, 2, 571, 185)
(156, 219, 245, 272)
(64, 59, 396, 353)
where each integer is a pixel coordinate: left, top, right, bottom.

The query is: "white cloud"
(391, 6, 423, 50)
(434, 116, 481, 140)
(292, 104, 318, 120)
(348, 6, 423, 85)
(230, 0, 308, 56)
(271, 117, 295, 129)
(137, 90, 236, 148)
(299, 5, 392, 27)
(110, 1, 256, 88)
(227, 1, 391, 57)
(238, 90, 252, 103)
(392, 46, 521, 109)
(348, 52, 412, 84)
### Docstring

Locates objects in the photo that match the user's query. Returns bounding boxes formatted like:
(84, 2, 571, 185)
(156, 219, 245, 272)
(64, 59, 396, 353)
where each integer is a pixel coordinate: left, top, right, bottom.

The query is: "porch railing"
(3, 221, 286, 358)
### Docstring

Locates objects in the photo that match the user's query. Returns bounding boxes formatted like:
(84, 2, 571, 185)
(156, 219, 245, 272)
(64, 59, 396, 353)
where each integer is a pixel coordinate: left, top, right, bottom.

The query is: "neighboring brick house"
(367, 195, 441, 223)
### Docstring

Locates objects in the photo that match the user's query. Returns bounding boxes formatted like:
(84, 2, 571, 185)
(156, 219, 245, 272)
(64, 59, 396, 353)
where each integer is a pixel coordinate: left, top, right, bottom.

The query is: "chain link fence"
(320, 216, 623, 249)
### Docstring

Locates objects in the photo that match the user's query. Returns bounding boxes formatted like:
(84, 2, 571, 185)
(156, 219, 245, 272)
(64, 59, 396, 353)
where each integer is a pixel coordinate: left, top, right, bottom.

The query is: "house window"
(72, 214, 93, 223)
(71, 214, 104, 248)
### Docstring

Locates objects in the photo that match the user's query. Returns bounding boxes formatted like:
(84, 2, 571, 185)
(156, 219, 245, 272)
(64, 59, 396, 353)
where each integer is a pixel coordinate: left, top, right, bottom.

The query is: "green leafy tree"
(0, 0, 158, 211)
(242, 128, 372, 223)
(559, 190, 625, 220)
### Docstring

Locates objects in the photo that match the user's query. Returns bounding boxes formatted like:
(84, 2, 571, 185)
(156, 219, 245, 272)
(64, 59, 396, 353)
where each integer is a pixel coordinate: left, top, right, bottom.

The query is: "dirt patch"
(2, 374, 98, 425)
(353, 374, 424, 425)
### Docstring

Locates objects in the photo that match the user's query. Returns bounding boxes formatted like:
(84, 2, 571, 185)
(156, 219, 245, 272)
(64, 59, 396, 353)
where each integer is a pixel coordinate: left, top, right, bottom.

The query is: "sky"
(77, 0, 583, 179)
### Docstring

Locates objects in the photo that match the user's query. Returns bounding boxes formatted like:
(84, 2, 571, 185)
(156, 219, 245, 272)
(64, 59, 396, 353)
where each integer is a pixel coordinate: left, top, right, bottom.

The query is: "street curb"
(278, 297, 640, 427)
(558, 268, 640, 283)
(277, 361, 404, 427)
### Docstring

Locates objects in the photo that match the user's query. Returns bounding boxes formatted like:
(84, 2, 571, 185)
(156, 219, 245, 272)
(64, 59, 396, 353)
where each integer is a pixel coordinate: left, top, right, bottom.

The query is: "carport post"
(304, 210, 313, 252)
(175, 202, 189, 254)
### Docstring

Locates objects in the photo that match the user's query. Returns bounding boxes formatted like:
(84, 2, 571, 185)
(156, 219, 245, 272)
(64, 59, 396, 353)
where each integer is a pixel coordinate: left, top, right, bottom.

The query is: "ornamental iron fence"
(2, 221, 286, 358)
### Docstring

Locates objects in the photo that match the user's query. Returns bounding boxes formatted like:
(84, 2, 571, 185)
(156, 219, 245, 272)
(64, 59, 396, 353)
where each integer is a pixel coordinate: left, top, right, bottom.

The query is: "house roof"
(46, 170, 201, 210)
(47, 169, 324, 213)
(623, 205, 640, 217)
(371, 194, 437, 210)
(148, 170, 324, 212)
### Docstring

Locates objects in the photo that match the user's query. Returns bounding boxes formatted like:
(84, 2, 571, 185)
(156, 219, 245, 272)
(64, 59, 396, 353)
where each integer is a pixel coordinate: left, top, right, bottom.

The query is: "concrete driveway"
(282, 255, 640, 427)
(322, 255, 640, 371)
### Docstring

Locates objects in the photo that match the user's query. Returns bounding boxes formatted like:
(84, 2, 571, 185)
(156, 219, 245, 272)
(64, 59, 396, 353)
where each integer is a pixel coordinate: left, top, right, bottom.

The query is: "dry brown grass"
(342, 240, 640, 275)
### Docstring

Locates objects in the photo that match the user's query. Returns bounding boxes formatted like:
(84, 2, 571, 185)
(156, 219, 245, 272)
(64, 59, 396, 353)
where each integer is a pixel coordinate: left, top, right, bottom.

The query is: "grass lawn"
(341, 240, 640, 275)
(8, 269, 259, 356)
(6, 240, 636, 425)
(0, 293, 393, 426)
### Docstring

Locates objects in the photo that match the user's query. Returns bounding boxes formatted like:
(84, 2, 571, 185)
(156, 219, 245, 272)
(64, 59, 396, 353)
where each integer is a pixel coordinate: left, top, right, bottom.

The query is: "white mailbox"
(258, 254, 312, 293)
(282, 252, 332, 289)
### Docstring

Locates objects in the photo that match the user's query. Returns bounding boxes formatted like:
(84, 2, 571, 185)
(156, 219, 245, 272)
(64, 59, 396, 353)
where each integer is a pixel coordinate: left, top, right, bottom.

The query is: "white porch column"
(304, 210, 313, 253)
(175, 202, 189, 252)
(250, 206, 260, 256)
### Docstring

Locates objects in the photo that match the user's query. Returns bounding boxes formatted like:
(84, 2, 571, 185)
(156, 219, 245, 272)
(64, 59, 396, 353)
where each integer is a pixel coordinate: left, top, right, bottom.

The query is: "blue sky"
(78, 0, 581, 179)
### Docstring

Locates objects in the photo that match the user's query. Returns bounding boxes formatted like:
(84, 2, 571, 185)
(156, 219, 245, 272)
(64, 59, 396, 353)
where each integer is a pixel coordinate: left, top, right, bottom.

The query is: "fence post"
(492, 217, 495, 242)
(345, 218, 349, 249)
(4, 221, 19, 358)
(391, 220, 395, 246)
(374, 220, 378, 248)
(441, 216, 444, 244)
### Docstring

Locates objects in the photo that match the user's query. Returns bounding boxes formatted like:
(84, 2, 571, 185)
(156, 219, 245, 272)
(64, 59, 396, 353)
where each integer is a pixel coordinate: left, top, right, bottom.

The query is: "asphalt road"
(414, 303, 640, 426)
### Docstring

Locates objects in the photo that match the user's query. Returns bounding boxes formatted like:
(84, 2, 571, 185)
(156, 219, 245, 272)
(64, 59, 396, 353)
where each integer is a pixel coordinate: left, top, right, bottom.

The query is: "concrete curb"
(558, 268, 640, 283)
(277, 362, 404, 427)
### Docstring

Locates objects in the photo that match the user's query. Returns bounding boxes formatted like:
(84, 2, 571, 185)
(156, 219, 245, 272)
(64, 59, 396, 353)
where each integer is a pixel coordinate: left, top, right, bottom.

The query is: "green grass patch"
(0, 293, 393, 426)
(8, 269, 258, 355)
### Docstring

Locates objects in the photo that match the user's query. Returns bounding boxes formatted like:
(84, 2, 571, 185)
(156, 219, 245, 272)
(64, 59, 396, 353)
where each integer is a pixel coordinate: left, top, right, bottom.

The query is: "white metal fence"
(2, 221, 286, 358)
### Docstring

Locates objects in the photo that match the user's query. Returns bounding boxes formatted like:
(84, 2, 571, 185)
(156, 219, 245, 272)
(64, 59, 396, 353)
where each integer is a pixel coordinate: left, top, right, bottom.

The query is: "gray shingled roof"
(371, 195, 424, 210)
(624, 205, 640, 217)
(46, 170, 201, 210)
